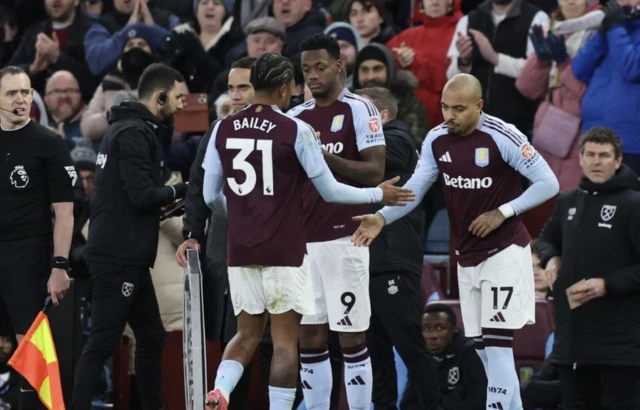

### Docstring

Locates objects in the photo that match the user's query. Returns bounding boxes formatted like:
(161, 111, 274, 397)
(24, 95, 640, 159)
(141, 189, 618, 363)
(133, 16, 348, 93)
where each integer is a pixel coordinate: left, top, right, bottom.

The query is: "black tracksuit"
(400, 331, 487, 410)
(74, 102, 186, 410)
(537, 165, 640, 410)
(523, 357, 562, 410)
(366, 119, 440, 410)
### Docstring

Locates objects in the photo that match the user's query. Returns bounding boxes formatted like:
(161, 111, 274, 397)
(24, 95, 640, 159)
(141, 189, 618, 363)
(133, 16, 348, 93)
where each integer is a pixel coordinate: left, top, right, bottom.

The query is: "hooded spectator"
(572, 0, 640, 176)
(325, 22, 363, 88)
(44, 69, 89, 151)
(8, 0, 98, 102)
(272, 0, 327, 60)
(348, 0, 397, 46)
(387, 0, 463, 127)
(83, 0, 180, 76)
(166, 0, 243, 93)
(353, 43, 429, 142)
(516, 0, 600, 191)
(80, 36, 157, 143)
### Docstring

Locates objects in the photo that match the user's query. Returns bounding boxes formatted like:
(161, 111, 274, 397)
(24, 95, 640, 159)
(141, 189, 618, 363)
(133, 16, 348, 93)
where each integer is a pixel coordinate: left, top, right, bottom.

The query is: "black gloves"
(600, 0, 625, 35)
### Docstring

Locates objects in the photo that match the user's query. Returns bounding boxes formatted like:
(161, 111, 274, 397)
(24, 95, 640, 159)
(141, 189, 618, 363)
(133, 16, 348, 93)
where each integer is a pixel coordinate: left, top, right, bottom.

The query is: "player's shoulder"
(339, 90, 379, 118)
(287, 99, 316, 117)
(478, 114, 528, 148)
(423, 122, 449, 146)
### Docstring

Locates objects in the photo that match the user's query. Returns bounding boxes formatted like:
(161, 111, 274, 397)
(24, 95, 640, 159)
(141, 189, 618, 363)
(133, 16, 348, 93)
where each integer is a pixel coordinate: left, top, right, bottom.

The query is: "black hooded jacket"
(537, 165, 640, 367)
(84, 102, 180, 267)
(369, 120, 424, 277)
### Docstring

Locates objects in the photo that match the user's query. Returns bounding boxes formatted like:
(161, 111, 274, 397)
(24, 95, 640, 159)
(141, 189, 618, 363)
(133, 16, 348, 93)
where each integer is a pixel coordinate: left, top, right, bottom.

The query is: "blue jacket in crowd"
(572, 19, 640, 153)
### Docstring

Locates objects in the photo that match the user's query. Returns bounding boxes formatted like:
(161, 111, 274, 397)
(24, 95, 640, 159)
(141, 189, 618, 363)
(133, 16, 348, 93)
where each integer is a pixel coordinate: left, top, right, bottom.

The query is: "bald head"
(45, 70, 79, 93)
(44, 70, 82, 123)
(443, 74, 483, 101)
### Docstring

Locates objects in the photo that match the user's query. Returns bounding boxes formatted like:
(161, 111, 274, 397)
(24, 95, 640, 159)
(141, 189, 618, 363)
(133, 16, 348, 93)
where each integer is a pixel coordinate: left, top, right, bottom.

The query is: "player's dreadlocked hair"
(250, 53, 295, 92)
(299, 33, 341, 60)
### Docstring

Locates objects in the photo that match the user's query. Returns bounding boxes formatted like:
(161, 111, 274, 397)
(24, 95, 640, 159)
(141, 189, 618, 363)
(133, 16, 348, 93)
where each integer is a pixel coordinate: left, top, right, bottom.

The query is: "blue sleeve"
(84, 23, 131, 76)
(202, 121, 227, 216)
(492, 126, 559, 215)
(571, 32, 608, 83)
(169, 14, 181, 30)
(606, 24, 640, 82)
(545, 333, 554, 358)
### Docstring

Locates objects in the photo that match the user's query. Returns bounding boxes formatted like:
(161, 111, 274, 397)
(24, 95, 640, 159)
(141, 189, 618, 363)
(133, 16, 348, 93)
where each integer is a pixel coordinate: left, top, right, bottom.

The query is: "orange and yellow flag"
(8, 311, 65, 410)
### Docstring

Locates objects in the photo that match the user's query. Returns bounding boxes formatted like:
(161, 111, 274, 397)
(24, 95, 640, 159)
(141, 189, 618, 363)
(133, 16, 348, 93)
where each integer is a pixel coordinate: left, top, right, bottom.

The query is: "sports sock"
(269, 386, 297, 410)
(299, 348, 332, 410)
(342, 343, 372, 410)
(474, 337, 489, 374)
(213, 360, 244, 404)
(483, 329, 521, 410)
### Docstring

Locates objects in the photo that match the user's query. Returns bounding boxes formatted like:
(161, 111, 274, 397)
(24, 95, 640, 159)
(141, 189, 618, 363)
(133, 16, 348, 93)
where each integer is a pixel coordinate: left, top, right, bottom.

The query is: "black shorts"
(0, 236, 50, 334)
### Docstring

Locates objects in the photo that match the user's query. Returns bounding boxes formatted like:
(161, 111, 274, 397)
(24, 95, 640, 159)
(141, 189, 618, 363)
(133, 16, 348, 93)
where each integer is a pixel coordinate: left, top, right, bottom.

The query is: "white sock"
(474, 337, 489, 374)
(269, 386, 297, 410)
(484, 331, 520, 410)
(343, 344, 372, 410)
(213, 360, 244, 404)
(299, 349, 332, 410)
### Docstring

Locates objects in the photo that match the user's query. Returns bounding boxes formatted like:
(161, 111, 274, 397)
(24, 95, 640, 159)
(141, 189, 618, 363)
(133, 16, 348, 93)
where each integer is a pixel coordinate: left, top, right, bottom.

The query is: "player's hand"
(48, 268, 71, 306)
(176, 238, 200, 267)
(468, 209, 505, 238)
(545, 256, 560, 290)
(351, 213, 385, 247)
(570, 278, 606, 304)
(378, 176, 415, 206)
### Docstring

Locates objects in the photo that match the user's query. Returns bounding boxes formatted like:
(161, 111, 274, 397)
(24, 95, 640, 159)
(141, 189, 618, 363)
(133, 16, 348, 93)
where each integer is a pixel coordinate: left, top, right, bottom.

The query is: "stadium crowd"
(1, 0, 640, 408)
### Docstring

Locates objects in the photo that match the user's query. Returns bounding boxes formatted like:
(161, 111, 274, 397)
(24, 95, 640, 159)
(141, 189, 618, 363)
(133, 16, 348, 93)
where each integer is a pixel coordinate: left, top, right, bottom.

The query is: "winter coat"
(80, 73, 131, 143)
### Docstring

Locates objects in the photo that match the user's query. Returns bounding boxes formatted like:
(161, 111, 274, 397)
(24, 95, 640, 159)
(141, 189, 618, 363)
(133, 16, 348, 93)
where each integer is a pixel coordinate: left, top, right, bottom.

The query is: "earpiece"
(158, 91, 167, 105)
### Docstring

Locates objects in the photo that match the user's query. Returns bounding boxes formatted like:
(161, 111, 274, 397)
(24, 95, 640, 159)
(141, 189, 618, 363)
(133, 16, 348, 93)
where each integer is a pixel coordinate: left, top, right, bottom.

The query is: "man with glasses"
(43, 70, 89, 151)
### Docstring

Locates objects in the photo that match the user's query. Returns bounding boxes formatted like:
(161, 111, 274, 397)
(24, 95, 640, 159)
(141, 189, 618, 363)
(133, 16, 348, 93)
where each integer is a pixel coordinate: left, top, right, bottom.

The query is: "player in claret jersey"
(288, 34, 386, 410)
(352, 74, 560, 410)
(201, 53, 413, 410)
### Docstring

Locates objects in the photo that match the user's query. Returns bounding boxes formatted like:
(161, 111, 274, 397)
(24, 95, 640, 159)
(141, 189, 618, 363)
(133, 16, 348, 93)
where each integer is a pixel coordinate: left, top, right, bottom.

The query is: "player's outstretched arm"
(202, 126, 228, 217)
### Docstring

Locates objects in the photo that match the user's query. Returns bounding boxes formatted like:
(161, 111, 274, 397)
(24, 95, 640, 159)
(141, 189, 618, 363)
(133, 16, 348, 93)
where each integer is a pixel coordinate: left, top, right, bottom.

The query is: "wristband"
(498, 203, 515, 219)
(52, 256, 70, 271)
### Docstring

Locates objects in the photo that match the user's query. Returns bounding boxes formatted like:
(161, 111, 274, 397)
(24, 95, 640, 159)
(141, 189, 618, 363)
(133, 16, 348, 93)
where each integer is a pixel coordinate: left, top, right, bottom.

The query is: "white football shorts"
(457, 244, 536, 338)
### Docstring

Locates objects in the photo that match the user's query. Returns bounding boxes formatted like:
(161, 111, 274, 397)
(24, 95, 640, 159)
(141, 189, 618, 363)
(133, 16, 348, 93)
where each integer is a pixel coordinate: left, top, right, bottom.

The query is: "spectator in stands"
(401, 303, 487, 410)
(8, 0, 97, 102)
(354, 87, 440, 410)
(353, 43, 428, 142)
(80, 36, 157, 144)
(0, 6, 19, 67)
(531, 239, 552, 300)
(516, 0, 599, 192)
(446, 0, 549, 136)
(523, 356, 562, 410)
(324, 22, 363, 89)
(231, 0, 272, 32)
(44, 70, 89, 151)
(537, 127, 640, 409)
(214, 93, 233, 118)
(272, 0, 327, 60)
(83, 0, 180, 76)
(387, 0, 463, 128)
(348, 0, 397, 46)
(166, 0, 243, 94)
(81, 0, 103, 17)
(0, 336, 18, 410)
(572, 0, 640, 176)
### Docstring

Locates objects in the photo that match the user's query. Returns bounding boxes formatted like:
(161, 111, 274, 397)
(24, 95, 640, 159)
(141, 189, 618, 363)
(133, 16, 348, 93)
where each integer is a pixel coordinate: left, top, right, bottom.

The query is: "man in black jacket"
(74, 63, 188, 410)
(353, 87, 440, 410)
(401, 303, 487, 410)
(537, 126, 640, 410)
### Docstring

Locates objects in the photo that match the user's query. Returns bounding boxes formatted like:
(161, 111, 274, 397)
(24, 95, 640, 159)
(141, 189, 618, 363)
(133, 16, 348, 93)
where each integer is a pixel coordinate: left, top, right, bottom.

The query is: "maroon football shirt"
(288, 89, 385, 242)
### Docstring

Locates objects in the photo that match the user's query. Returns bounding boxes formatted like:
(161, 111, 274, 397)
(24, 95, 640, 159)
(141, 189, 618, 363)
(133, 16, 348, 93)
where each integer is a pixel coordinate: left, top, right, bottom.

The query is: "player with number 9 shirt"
(201, 53, 414, 410)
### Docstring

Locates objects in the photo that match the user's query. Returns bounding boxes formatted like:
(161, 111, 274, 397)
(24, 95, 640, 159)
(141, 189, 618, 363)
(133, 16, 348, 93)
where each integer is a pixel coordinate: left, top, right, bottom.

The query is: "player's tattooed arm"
(322, 145, 386, 187)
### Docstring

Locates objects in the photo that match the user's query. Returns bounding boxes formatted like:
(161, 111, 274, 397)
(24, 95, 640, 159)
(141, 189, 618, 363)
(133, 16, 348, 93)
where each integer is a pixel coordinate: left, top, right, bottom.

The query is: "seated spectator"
(80, 36, 158, 144)
(81, 0, 103, 18)
(516, 0, 598, 192)
(324, 22, 363, 89)
(231, 0, 271, 32)
(272, 0, 327, 61)
(166, 0, 243, 93)
(215, 93, 233, 118)
(348, 0, 397, 46)
(387, 0, 463, 128)
(571, 0, 640, 177)
(44, 70, 89, 151)
(523, 355, 562, 410)
(531, 239, 552, 300)
(83, 0, 180, 76)
(8, 0, 97, 101)
(0, 6, 19, 67)
(401, 303, 487, 410)
(353, 43, 428, 142)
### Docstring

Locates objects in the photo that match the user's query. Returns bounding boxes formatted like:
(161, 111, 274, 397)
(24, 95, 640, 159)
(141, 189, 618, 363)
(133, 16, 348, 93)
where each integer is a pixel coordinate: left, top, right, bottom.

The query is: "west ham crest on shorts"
(475, 148, 489, 167)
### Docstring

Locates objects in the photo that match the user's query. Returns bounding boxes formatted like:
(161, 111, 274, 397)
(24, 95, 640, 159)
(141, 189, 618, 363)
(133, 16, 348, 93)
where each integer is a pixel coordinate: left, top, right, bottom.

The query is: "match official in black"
(0, 66, 75, 409)
(72, 64, 188, 410)
(354, 87, 441, 410)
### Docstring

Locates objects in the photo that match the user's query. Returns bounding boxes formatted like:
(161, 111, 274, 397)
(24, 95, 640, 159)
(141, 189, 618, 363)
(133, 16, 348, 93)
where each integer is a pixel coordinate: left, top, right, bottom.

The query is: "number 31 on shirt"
(226, 138, 274, 196)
